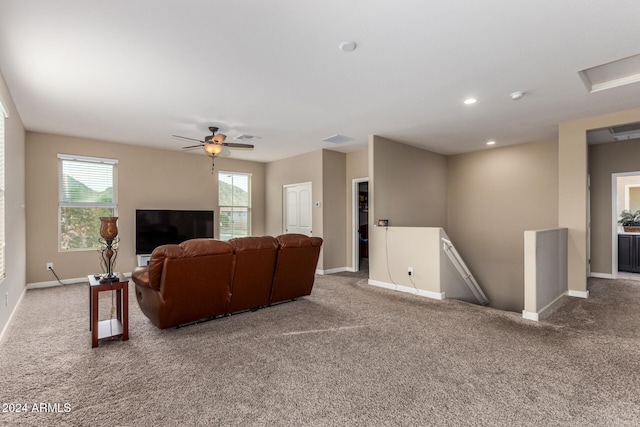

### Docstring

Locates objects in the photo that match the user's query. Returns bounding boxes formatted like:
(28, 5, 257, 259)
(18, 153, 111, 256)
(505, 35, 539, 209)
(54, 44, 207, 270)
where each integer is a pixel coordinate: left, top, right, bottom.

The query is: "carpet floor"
(0, 273, 639, 426)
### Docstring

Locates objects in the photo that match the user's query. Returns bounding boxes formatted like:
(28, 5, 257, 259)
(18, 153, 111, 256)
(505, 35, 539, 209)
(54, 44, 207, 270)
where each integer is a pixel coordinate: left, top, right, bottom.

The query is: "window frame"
(0, 98, 7, 280)
(57, 154, 118, 252)
(218, 171, 252, 240)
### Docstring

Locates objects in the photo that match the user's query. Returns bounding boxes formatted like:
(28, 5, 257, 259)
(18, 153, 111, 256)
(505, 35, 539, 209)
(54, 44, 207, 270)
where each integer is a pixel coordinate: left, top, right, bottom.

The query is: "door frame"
(611, 171, 640, 278)
(352, 177, 368, 272)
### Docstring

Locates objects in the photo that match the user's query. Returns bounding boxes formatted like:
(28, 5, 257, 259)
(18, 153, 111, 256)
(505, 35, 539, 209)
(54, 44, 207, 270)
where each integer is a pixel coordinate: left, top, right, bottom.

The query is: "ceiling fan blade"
(223, 142, 254, 149)
(172, 135, 204, 143)
(181, 144, 203, 150)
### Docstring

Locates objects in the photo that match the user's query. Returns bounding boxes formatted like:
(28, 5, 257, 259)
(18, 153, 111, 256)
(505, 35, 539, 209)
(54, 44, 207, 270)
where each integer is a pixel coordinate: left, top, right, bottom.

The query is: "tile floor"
(617, 271, 640, 281)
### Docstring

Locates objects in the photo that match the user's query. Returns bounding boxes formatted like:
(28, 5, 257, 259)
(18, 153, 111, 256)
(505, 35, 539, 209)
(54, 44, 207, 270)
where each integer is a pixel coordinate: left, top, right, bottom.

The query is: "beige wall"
(589, 138, 640, 275)
(0, 70, 27, 335)
(345, 148, 368, 270)
(447, 139, 559, 312)
(369, 226, 444, 296)
(369, 136, 448, 285)
(265, 149, 324, 268)
(25, 132, 265, 284)
(370, 135, 447, 227)
(559, 107, 640, 292)
(322, 150, 347, 271)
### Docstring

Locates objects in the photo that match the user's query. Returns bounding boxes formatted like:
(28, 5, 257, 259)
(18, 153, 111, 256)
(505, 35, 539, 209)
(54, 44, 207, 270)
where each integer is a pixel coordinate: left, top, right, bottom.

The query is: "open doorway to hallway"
(587, 123, 640, 284)
(352, 178, 368, 273)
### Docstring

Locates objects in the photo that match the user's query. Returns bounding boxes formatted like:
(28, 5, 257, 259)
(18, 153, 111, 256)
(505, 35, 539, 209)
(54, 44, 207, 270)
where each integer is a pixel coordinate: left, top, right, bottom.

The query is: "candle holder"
(98, 216, 120, 283)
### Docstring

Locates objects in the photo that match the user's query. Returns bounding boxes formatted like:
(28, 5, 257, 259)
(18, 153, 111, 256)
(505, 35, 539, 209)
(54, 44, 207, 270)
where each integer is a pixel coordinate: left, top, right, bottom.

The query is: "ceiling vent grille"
(321, 134, 354, 144)
(234, 134, 259, 141)
(609, 122, 640, 141)
(579, 53, 640, 93)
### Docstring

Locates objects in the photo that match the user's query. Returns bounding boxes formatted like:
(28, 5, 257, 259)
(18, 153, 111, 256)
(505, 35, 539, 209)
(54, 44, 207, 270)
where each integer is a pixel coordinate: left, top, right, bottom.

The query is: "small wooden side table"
(88, 273, 129, 348)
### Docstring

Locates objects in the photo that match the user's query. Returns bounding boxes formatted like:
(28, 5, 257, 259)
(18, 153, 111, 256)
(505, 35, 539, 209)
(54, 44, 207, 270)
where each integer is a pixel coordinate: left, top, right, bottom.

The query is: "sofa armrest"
(131, 266, 152, 289)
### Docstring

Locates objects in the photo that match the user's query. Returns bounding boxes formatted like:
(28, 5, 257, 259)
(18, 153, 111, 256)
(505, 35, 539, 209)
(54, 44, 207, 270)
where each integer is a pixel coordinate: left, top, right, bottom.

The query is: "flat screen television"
(135, 209, 214, 254)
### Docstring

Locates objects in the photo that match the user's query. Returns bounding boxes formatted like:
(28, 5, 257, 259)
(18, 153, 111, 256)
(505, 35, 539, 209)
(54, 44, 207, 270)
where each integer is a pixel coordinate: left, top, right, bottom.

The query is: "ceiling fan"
(172, 126, 254, 157)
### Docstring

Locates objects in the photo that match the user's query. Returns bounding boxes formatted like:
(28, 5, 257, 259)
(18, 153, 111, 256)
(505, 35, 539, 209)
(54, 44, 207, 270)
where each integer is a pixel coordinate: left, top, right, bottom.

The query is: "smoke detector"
(510, 91, 524, 100)
(339, 41, 357, 52)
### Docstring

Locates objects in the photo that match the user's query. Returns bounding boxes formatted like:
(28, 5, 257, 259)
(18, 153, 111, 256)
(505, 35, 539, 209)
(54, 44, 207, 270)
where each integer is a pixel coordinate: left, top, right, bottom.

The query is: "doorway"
(612, 172, 640, 279)
(352, 178, 368, 272)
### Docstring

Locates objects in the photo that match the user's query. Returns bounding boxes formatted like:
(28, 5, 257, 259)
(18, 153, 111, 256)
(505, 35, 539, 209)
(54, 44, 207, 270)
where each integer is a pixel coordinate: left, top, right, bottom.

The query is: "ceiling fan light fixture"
(213, 133, 226, 143)
(204, 142, 223, 155)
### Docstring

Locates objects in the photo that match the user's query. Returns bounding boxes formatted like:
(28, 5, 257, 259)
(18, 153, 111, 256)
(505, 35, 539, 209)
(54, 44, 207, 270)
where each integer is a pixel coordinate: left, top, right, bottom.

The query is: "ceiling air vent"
(579, 53, 640, 93)
(609, 122, 640, 141)
(321, 134, 354, 144)
(234, 134, 260, 141)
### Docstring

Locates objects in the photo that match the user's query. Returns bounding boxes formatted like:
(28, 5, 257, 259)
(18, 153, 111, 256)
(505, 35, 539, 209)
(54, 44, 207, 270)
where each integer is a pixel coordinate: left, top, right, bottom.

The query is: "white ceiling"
(2, 1, 640, 162)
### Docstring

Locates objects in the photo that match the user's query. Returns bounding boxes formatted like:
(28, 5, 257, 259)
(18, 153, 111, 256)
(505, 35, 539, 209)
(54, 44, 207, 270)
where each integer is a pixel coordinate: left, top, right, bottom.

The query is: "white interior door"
(284, 182, 312, 236)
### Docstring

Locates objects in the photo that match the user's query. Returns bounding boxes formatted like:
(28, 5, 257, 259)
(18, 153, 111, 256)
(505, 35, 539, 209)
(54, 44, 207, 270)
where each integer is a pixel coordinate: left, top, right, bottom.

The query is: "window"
(0, 99, 6, 279)
(58, 154, 118, 251)
(218, 171, 251, 240)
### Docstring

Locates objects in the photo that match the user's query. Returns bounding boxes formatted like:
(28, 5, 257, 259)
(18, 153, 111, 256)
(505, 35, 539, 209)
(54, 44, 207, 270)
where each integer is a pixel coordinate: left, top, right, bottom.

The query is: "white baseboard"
(567, 289, 589, 298)
(367, 279, 445, 300)
(27, 276, 88, 289)
(589, 272, 614, 279)
(0, 286, 27, 344)
(317, 267, 350, 275)
(27, 272, 132, 289)
(522, 293, 566, 322)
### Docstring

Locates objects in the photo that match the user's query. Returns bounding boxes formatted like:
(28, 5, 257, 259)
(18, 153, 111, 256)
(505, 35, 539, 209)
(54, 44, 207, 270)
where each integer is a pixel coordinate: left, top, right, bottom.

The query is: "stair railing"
(441, 238, 489, 305)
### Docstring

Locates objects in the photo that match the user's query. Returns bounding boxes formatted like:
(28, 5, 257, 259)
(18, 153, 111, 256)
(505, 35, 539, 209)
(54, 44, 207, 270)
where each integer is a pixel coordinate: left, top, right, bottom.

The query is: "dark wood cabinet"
(618, 234, 640, 272)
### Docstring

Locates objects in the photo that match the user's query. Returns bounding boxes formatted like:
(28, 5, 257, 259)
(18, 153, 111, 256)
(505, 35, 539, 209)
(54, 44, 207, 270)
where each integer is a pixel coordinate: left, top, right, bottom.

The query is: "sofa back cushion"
(228, 236, 279, 313)
(271, 234, 323, 303)
(148, 238, 234, 326)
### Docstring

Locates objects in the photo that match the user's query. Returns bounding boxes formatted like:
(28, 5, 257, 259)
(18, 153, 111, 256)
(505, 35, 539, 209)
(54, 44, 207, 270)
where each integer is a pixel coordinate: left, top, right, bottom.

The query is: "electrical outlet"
(46, 262, 53, 270)
(408, 267, 413, 276)
(5, 292, 8, 307)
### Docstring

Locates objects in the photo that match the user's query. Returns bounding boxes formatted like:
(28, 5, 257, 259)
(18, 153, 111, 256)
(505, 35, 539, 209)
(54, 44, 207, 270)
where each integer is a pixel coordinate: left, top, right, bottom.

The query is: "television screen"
(136, 209, 214, 254)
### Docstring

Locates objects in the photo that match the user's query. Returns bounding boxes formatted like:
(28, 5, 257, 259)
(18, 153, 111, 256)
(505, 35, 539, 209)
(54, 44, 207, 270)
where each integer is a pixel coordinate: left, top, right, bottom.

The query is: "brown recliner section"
(228, 236, 278, 313)
(132, 239, 234, 329)
(132, 234, 323, 329)
(271, 234, 323, 304)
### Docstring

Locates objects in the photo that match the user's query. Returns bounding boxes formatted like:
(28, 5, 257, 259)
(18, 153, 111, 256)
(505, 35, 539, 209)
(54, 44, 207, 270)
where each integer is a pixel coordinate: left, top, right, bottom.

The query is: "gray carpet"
(1, 273, 639, 426)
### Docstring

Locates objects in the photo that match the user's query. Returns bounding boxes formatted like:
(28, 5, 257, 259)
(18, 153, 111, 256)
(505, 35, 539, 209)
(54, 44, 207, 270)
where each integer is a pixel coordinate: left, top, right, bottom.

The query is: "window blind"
(57, 154, 118, 250)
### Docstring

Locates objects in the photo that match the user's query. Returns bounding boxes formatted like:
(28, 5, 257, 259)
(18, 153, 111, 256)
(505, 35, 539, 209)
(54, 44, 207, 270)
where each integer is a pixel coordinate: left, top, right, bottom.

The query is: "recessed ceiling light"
(339, 41, 357, 52)
(486, 140, 496, 145)
(464, 98, 477, 105)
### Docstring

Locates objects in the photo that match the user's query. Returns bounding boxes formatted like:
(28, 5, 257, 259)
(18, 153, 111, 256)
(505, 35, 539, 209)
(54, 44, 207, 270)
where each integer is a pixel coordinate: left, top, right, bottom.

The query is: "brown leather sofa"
(132, 234, 323, 329)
